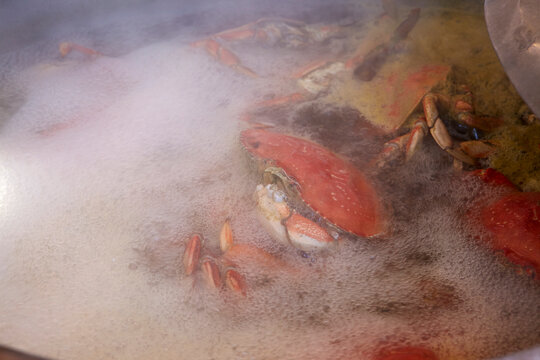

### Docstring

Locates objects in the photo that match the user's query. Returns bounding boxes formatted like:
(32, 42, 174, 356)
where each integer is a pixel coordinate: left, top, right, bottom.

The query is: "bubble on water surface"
(0, 1, 538, 360)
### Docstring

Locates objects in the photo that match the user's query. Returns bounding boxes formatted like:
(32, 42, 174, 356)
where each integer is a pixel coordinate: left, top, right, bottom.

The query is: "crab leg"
(372, 117, 428, 169)
(183, 234, 202, 275)
(193, 17, 342, 79)
(423, 93, 475, 165)
(213, 17, 307, 42)
(354, 8, 421, 81)
(191, 18, 306, 78)
(59, 42, 101, 58)
(214, 23, 259, 42)
(224, 268, 247, 297)
(372, 132, 411, 169)
(405, 118, 430, 161)
(220, 218, 234, 252)
(191, 38, 258, 77)
(200, 255, 222, 289)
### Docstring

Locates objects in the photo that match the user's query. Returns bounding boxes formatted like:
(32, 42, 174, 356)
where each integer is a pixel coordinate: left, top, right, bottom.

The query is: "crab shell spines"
(240, 128, 388, 238)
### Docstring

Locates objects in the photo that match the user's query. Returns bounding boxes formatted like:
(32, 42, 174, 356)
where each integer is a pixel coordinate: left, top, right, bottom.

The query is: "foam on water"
(0, 2, 539, 360)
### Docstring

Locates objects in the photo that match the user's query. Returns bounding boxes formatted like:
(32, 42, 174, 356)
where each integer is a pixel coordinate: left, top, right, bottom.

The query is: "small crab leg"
(224, 268, 247, 297)
(183, 234, 202, 275)
(372, 133, 411, 169)
(217, 17, 313, 42)
(200, 255, 222, 290)
(59, 42, 101, 58)
(459, 140, 497, 159)
(214, 23, 258, 42)
(405, 117, 429, 161)
(223, 242, 291, 272)
(220, 219, 234, 253)
(354, 8, 421, 81)
(423, 93, 475, 165)
(372, 117, 427, 169)
(191, 39, 258, 77)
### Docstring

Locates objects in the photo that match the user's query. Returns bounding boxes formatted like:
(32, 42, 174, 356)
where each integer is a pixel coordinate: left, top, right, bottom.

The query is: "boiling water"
(0, 1, 539, 359)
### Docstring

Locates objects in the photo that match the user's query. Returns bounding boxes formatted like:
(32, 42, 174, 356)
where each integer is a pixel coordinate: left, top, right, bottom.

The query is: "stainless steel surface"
(484, 0, 540, 116)
(0, 1, 539, 359)
(495, 346, 540, 360)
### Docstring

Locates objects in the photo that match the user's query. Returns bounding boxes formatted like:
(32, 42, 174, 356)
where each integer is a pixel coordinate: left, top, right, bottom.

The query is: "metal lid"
(485, 0, 540, 116)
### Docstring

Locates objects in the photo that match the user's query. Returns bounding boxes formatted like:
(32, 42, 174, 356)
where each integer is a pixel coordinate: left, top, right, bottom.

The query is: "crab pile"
(49, 5, 539, 360)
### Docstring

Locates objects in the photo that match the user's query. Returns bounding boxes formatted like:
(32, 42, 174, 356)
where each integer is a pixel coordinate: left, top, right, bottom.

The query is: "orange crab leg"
(220, 218, 299, 272)
(191, 38, 257, 77)
(59, 42, 101, 57)
(183, 234, 202, 275)
(292, 59, 332, 79)
(200, 256, 222, 289)
(405, 117, 429, 161)
(222, 243, 294, 273)
(372, 133, 411, 169)
(212, 17, 306, 43)
(371, 116, 429, 169)
(224, 268, 247, 296)
(459, 140, 497, 159)
(220, 219, 234, 253)
(215, 26, 257, 41)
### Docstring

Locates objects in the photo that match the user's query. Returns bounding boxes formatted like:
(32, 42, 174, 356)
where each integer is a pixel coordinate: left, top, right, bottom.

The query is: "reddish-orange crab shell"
(471, 169, 540, 276)
(480, 191, 540, 275)
(240, 128, 388, 238)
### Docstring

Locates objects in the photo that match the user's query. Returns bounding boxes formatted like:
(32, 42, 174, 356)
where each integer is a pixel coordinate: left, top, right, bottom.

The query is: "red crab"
(470, 168, 540, 277)
(191, 9, 422, 118)
(190, 17, 343, 78)
(182, 131, 539, 298)
(182, 128, 389, 296)
(240, 128, 389, 239)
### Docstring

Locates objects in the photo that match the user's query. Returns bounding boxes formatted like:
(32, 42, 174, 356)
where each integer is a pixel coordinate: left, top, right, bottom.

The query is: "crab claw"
(255, 184, 335, 251)
(255, 184, 291, 245)
(183, 234, 202, 275)
(284, 213, 335, 251)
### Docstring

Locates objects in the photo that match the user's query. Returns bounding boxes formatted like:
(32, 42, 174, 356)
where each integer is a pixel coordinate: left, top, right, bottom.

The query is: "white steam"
(0, 1, 538, 360)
